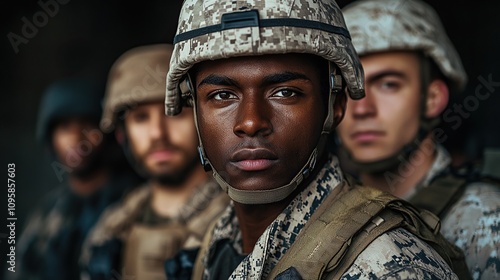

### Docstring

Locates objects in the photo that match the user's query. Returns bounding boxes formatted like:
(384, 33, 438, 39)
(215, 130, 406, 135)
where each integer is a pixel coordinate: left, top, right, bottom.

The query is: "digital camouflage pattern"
(406, 145, 500, 280)
(200, 155, 457, 279)
(101, 44, 173, 132)
(165, 0, 365, 116)
(343, 0, 467, 91)
(80, 180, 229, 280)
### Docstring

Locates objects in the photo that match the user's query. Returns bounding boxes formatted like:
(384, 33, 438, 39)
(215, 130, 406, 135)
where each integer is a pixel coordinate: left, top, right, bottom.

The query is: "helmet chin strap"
(181, 63, 342, 204)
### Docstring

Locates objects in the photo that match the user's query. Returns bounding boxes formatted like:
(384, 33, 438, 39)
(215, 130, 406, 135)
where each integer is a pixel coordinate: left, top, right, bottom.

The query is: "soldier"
(80, 44, 229, 280)
(163, 0, 469, 279)
(11, 78, 138, 280)
(336, 0, 500, 279)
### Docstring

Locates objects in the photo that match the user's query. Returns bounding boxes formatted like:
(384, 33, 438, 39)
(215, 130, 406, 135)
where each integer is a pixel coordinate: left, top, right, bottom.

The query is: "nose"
(350, 91, 376, 119)
(233, 96, 272, 138)
(149, 111, 167, 140)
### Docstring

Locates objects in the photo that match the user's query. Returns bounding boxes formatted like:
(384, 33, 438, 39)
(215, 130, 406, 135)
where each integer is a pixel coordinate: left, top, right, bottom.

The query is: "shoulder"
(18, 186, 70, 242)
(442, 180, 500, 236)
(341, 228, 457, 279)
(81, 185, 151, 255)
(441, 181, 500, 278)
(80, 184, 151, 267)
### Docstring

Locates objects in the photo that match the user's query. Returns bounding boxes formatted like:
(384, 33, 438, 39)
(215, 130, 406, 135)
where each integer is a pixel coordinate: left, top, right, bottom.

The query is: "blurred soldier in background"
(80, 44, 229, 280)
(11, 78, 139, 280)
(162, 0, 470, 279)
(337, 0, 500, 278)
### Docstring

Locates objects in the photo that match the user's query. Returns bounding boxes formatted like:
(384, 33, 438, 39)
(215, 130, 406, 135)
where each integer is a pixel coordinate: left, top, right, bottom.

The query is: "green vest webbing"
(268, 185, 471, 280)
(409, 173, 468, 219)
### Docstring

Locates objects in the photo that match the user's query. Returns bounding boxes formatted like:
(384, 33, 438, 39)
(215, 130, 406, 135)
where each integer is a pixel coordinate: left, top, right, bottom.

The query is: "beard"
(152, 155, 199, 187)
(63, 142, 107, 179)
(134, 142, 201, 188)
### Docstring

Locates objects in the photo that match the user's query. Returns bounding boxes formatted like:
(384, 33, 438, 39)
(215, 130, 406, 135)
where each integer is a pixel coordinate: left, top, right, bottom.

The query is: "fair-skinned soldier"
(80, 44, 229, 280)
(337, 0, 500, 279)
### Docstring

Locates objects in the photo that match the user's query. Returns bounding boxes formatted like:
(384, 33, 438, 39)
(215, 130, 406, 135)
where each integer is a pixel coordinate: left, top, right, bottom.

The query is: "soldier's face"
(52, 117, 104, 173)
(193, 54, 326, 191)
(337, 51, 421, 163)
(124, 102, 199, 183)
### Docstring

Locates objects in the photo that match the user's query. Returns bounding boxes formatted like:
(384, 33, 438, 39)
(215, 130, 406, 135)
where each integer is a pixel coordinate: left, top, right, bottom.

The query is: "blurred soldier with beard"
(80, 44, 229, 280)
(10, 78, 138, 280)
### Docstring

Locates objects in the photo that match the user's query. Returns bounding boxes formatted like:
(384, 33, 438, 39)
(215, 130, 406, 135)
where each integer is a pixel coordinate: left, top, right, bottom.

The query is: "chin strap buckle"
(198, 146, 212, 171)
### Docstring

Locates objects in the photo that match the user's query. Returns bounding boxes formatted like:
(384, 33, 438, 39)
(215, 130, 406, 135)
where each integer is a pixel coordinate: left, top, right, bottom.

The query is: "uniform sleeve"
(340, 228, 458, 279)
(441, 182, 500, 280)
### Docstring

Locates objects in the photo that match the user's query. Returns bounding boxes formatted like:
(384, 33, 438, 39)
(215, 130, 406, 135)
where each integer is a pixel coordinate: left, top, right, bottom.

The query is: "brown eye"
(272, 89, 298, 98)
(213, 91, 237, 100)
(131, 111, 149, 122)
(379, 80, 401, 92)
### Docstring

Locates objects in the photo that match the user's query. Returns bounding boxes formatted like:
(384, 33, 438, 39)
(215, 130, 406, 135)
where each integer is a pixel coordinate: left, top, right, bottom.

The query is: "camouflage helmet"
(164, 0, 364, 205)
(343, 0, 467, 91)
(165, 0, 365, 116)
(101, 44, 173, 132)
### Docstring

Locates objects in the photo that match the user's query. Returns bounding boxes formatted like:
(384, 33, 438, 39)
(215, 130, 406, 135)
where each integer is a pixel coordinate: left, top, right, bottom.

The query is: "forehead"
(192, 53, 326, 80)
(360, 51, 421, 76)
(128, 101, 164, 112)
(52, 116, 97, 127)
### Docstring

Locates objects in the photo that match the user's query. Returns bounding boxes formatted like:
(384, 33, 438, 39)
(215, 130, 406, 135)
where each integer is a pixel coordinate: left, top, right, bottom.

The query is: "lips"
(230, 148, 278, 171)
(350, 130, 385, 143)
(147, 149, 176, 162)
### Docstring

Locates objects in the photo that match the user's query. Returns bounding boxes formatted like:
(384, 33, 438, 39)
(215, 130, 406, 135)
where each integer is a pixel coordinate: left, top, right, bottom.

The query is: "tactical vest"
(122, 190, 230, 280)
(193, 183, 471, 280)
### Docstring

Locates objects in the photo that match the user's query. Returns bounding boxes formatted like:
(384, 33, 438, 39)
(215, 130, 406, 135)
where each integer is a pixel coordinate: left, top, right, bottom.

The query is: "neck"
(233, 198, 292, 254)
(234, 154, 328, 254)
(150, 164, 209, 218)
(360, 136, 436, 198)
(69, 168, 110, 197)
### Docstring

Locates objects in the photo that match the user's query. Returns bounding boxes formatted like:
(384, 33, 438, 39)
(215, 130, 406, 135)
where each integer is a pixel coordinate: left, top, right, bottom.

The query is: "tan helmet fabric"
(343, 0, 467, 91)
(165, 0, 365, 116)
(101, 44, 173, 132)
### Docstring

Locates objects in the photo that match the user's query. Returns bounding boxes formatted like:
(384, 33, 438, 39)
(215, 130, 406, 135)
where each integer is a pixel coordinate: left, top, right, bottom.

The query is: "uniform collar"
(204, 154, 345, 279)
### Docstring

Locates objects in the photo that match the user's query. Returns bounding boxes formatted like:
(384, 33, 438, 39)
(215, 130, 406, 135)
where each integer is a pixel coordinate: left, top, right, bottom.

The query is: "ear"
(425, 79, 449, 118)
(115, 127, 125, 146)
(333, 90, 348, 126)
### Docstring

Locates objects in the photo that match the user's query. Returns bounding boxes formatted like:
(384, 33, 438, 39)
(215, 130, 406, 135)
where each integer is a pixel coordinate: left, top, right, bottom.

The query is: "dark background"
(1, 0, 499, 274)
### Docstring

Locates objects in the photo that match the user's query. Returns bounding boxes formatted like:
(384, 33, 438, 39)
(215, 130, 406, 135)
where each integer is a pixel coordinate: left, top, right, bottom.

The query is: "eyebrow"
(262, 72, 311, 85)
(198, 75, 239, 88)
(366, 70, 407, 84)
(197, 71, 311, 89)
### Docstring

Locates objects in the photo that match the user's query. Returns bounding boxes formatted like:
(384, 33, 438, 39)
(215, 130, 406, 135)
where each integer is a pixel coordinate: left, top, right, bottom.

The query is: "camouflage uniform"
(164, 0, 461, 278)
(80, 180, 228, 280)
(342, 1, 500, 278)
(409, 145, 500, 279)
(80, 44, 229, 280)
(199, 155, 457, 279)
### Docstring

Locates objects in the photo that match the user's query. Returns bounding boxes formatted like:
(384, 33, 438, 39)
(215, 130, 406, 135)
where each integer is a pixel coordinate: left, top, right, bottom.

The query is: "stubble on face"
(125, 103, 200, 187)
(337, 51, 422, 163)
